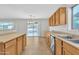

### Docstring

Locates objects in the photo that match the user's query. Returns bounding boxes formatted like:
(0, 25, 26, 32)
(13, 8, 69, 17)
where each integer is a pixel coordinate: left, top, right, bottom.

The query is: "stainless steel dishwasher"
(50, 34, 55, 54)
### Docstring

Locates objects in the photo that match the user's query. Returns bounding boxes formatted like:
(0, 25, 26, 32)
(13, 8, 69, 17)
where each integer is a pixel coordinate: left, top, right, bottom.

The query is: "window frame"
(0, 22, 15, 31)
(71, 4, 79, 29)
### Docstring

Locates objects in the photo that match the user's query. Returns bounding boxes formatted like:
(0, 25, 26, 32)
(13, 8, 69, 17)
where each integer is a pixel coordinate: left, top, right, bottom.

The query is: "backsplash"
(49, 25, 68, 31)
(49, 25, 79, 36)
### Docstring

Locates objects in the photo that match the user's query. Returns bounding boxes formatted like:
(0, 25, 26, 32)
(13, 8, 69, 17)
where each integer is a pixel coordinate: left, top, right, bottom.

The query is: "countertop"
(53, 33, 79, 49)
(51, 29, 79, 37)
(0, 33, 25, 43)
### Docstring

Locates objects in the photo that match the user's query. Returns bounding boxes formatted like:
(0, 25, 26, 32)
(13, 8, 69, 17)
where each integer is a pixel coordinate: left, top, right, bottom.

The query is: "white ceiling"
(0, 4, 74, 19)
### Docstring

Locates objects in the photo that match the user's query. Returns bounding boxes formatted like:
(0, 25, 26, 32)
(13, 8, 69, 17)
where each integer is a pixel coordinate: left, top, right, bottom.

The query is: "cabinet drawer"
(5, 39, 16, 48)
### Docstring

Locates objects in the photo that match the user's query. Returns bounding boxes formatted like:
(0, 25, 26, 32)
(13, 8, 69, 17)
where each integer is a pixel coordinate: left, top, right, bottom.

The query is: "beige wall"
(0, 18, 49, 36)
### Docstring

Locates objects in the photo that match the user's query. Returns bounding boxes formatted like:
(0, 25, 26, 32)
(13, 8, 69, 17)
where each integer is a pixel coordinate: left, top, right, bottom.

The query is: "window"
(72, 5, 79, 29)
(0, 22, 15, 31)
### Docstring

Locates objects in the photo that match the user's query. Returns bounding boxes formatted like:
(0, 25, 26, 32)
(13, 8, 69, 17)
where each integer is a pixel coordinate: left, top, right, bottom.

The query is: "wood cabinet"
(49, 16, 53, 26)
(60, 7, 66, 25)
(16, 34, 26, 54)
(55, 36, 79, 55)
(55, 38, 63, 55)
(55, 10, 60, 25)
(52, 13, 56, 26)
(47, 37, 51, 48)
(49, 7, 66, 26)
(45, 32, 51, 48)
(49, 17, 51, 26)
(5, 39, 16, 55)
(49, 17, 52, 26)
(63, 41, 79, 55)
(0, 34, 26, 55)
(0, 43, 5, 54)
(22, 34, 26, 50)
(16, 36, 23, 55)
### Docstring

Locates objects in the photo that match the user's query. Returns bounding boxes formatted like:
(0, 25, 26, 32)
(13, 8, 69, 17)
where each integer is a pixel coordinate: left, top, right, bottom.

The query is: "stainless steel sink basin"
(57, 34, 79, 44)
(61, 36, 72, 39)
(57, 34, 72, 39)
(68, 40, 79, 44)
(58, 35, 72, 39)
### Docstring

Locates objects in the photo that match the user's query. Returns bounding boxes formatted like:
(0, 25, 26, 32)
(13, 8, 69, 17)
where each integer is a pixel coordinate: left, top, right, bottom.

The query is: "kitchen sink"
(68, 40, 79, 44)
(58, 35, 72, 39)
(61, 36, 72, 39)
(57, 34, 79, 44)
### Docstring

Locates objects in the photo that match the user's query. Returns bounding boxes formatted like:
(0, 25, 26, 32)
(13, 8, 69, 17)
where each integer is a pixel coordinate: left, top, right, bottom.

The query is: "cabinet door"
(63, 41, 79, 55)
(16, 36, 23, 55)
(22, 34, 26, 50)
(60, 8, 66, 25)
(5, 39, 16, 55)
(63, 49, 71, 55)
(49, 17, 51, 26)
(0, 43, 5, 55)
(55, 38, 62, 55)
(51, 16, 53, 26)
(52, 15, 56, 26)
(49, 16, 54, 26)
(55, 10, 60, 25)
(47, 37, 51, 48)
(45, 32, 51, 48)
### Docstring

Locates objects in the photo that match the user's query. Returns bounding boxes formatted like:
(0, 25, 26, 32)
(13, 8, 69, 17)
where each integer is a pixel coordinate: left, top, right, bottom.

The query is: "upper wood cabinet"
(59, 7, 66, 25)
(49, 17, 52, 26)
(49, 7, 66, 26)
(53, 13, 56, 26)
(49, 16, 53, 26)
(55, 10, 60, 25)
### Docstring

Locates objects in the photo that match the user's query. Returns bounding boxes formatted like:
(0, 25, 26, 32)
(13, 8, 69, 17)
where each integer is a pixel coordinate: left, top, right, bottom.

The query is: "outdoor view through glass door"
(27, 21, 39, 37)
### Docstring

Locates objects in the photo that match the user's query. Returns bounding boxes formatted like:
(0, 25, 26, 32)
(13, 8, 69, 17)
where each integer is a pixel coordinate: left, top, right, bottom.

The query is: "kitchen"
(0, 4, 79, 55)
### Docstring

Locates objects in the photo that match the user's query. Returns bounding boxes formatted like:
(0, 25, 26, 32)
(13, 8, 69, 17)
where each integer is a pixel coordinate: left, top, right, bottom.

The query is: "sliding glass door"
(27, 22, 39, 37)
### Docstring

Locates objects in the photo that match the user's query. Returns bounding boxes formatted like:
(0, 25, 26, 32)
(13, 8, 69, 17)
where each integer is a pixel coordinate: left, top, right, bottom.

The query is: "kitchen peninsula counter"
(0, 33, 26, 55)
(0, 33, 25, 43)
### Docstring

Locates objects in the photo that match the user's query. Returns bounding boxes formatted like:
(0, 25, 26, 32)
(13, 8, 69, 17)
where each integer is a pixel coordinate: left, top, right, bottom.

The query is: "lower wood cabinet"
(16, 34, 26, 55)
(47, 37, 51, 48)
(45, 32, 51, 48)
(63, 41, 79, 55)
(5, 39, 16, 55)
(0, 34, 26, 55)
(55, 38, 63, 55)
(16, 36, 23, 55)
(55, 37, 79, 55)
(22, 34, 26, 50)
(63, 49, 72, 55)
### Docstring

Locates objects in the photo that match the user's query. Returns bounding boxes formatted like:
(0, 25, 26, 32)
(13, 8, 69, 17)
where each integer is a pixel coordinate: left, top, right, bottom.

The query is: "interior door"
(27, 21, 39, 37)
